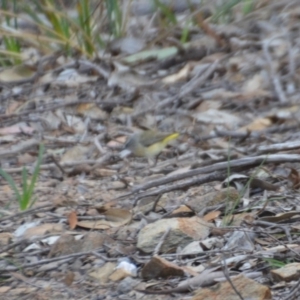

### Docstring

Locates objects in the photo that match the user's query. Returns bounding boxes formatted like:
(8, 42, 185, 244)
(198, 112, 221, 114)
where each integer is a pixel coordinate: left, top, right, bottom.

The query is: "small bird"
(124, 130, 179, 158)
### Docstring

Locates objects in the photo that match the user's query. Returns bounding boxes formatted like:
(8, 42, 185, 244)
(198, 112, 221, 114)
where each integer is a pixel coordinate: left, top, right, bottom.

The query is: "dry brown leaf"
(109, 36, 145, 54)
(242, 73, 267, 93)
(194, 109, 241, 126)
(0, 124, 35, 135)
(18, 153, 36, 165)
(2, 185, 12, 193)
(291, 224, 300, 231)
(93, 168, 117, 177)
(109, 268, 131, 281)
(108, 68, 155, 90)
(49, 232, 113, 258)
(52, 195, 78, 207)
(66, 115, 87, 133)
(76, 103, 95, 113)
(10, 272, 30, 283)
(168, 166, 192, 176)
(171, 205, 193, 215)
(63, 271, 75, 286)
(60, 145, 90, 163)
(76, 103, 108, 120)
(105, 208, 132, 222)
(23, 224, 64, 239)
(240, 117, 272, 131)
(77, 208, 132, 230)
(68, 211, 78, 230)
(288, 168, 300, 189)
(231, 212, 255, 226)
(186, 187, 240, 213)
(6, 101, 22, 114)
(203, 210, 221, 222)
(180, 241, 204, 256)
(0, 286, 11, 293)
(222, 174, 278, 192)
(0, 232, 13, 246)
(7, 287, 36, 295)
(162, 64, 191, 84)
(0, 65, 35, 82)
(41, 111, 62, 131)
(254, 237, 270, 246)
(107, 136, 127, 148)
(53, 69, 98, 87)
(95, 198, 117, 208)
(260, 211, 300, 223)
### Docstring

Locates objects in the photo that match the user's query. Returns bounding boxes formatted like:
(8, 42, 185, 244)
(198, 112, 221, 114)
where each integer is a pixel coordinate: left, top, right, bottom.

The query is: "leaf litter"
(1, 0, 300, 299)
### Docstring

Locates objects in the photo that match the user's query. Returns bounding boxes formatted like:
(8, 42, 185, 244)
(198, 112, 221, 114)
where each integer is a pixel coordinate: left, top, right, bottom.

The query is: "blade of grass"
(40, 0, 69, 37)
(77, 0, 95, 55)
(223, 154, 269, 226)
(153, 0, 177, 25)
(26, 144, 45, 209)
(224, 139, 236, 221)
(1, 0, 21, 65)
(0, 49, 23, 57)
(180, 24, 189, 44)
(263, 258, 286, 268)
(105, 0, 122, 37)
(242, 0, 255, 15)
(20, 167, 30, 211)
(78, 0, 91, 36)
(0, 2, 102, 59)
(22, 167, 28, 196)
(212, 0, 242, 23)
(0, 26, 77, 54)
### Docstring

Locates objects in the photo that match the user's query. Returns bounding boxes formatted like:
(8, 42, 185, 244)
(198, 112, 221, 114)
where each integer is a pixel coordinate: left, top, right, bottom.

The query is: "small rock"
(117, 277, 139, 293)
(89, 262, 116, 284)
(137, 216, 212, 253)
(93, 168, 117, 177)
(141, 255, 184, 280)
(192, 274, 271, 300)
(186, 187, 240, 213)
(271, 262, 300, 282)
(108, 181, 126, 190)
(223, 230, 255, 252)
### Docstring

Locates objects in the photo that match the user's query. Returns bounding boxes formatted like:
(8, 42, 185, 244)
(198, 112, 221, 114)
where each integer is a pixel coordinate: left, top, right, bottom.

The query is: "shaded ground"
(1, 1, 300, 299)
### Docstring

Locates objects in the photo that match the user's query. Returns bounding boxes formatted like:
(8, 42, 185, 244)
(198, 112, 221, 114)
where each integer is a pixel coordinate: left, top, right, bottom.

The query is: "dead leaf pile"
(1, 1, 300, 299)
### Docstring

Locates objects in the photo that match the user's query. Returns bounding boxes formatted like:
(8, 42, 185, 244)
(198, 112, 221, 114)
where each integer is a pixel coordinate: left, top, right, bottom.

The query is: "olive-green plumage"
(125, 130, 179, 158)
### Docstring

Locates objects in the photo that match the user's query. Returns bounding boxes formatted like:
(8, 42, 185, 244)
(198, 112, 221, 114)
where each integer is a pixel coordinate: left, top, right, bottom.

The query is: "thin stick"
(153, 228, 171, 255)
(222, 254, 244, 300)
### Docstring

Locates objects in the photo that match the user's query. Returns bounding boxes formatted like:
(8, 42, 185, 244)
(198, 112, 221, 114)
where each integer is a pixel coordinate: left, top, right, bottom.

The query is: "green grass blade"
(23, 2, 45, 26)
(242, 0, 255, 15)
(26, 144, 45, 208)
(212, 0, 241, 23)
(21, 167, 28, 195)
(77, 0, 95, 55)
(1, 0, 21, 66)
(2, 0, 10, 26)
(153, 0, 177, 25)
(78, 0, 91, 36)
(105, 0, 122, 37)
(180, 25, 189, 44)
(20, 167, 30, 210)
(263, 258, 286, 268)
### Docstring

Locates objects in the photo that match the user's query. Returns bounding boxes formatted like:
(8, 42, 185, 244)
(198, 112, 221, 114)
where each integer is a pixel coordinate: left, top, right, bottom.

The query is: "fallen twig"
(132, 154, 300, 194)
